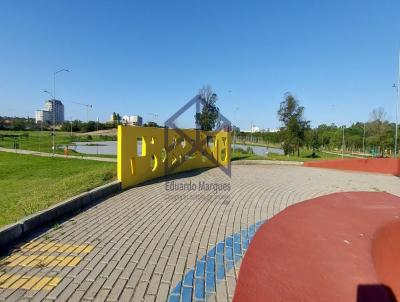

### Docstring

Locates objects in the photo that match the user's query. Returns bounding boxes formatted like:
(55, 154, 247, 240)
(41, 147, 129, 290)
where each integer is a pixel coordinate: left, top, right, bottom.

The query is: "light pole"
(233, 107, 238, 154)
(147, 113, 159, 125)
(393, 83, 399, 157)
(71, 101, 92, 122)
(362, 122, 366, 154)
(43, 90, 56, 155)
(227, 90, 238, 152)
(48, 69, 69, 156)
(54, 69, 69, 101)
(393, 51, 400, 158)
(250, 121, 253, 145)
(342, 125, 345, 158)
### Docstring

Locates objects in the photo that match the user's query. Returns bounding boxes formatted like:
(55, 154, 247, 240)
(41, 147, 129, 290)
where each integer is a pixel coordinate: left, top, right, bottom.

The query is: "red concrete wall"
(233, 192, 400, 302)
(304, 158, 400, 176)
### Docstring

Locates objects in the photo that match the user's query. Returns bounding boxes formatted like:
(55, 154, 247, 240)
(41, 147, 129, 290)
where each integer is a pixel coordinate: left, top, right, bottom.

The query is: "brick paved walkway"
(0, 165, 399, 302)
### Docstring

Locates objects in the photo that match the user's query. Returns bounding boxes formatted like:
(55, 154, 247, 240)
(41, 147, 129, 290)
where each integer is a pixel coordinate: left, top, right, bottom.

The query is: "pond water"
(64, 141, 284, 156)
(63, 141, 117, 155)
(233, 144, 284, 155)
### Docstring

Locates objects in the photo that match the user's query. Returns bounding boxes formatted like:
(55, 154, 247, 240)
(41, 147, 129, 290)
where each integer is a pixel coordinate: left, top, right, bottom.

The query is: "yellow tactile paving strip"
(0, 273, 60, 291)
(20, 242, 93, 254)
(6, 255, 81, 267)
(0, 241, 92, 291)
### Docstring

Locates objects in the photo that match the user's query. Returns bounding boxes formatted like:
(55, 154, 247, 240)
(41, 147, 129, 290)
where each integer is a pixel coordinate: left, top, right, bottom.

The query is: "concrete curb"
(0, 180, 121, 250)
(232, 159, 304, 166)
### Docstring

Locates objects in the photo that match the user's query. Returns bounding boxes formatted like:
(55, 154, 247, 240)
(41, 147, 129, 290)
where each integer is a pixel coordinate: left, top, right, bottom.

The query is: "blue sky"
(0, 0, 399, 130)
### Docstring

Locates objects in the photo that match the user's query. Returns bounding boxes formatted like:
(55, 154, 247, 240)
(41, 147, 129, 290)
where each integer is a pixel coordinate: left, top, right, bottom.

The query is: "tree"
(111, 112, 118, 127)
(144, 121, 160, 128)
(277, 93, 310, 156)
(368, 107, 391, 156)
(116, 113, 121, 125)
(12, 119, 26, 131)
(311, 130, 320, 153)
(195, 85, 220, 131)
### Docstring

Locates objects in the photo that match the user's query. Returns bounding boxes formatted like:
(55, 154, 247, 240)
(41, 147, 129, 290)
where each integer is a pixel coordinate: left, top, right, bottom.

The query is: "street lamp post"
(233, 107, 238, 154)
(394, 51, 400, 158)
(71, 101, 92, 122)
(250, 121, 253, 144)
(43, 90, 56, 154)
(342, 125, 345, 158)
(227, 91, 238, 153)
(147, 113, 159, 125)
(396, 83, 399, 158)
(47, 69, 69, 156)
(392, 84, 399, 157)
(362, 122, 366, 154)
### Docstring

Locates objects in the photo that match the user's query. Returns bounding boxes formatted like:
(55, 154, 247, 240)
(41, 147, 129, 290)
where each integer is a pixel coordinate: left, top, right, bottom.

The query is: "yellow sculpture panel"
(117, 126, 231, 189)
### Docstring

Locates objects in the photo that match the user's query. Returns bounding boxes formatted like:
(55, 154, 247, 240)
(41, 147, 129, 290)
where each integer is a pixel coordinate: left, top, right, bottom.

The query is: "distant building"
(35, 110, 52, 123)
(241, 126, 280, 133)
(35, 99, 64, 124)
(45, 100, 64, 123)
(122, 115, 143, 126)
(232, 126, 240, 132)
(243, 125, 260, 133)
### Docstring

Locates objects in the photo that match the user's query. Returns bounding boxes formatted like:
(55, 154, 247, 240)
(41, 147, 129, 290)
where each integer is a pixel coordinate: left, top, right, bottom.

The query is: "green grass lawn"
(0, 130, 117, 158)
(232, 150, 344, 161)
(264, 150, 344, 161)
(0, 151, 117, 228)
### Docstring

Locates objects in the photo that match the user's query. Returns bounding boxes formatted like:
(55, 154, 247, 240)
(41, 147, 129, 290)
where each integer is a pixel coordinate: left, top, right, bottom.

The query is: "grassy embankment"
(0, 130, 117, 158)
(0, 151, 117, 227)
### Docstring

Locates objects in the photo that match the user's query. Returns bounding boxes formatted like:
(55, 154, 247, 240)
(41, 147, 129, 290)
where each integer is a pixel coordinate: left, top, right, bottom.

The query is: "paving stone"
(155, 283, 170, 302)
(126, 269, 143, 289)
(117, 288, 134, 302)
(147, 274, 162, 296)
(93, 289, 110, 302)
(1, 165, 399, 301)
(144, 294, 156, 302)
(102, 268, 122, 290)
(83, 277, 107, 301)
(105, 278, 127, 301)
(132, 281, 148, 301)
